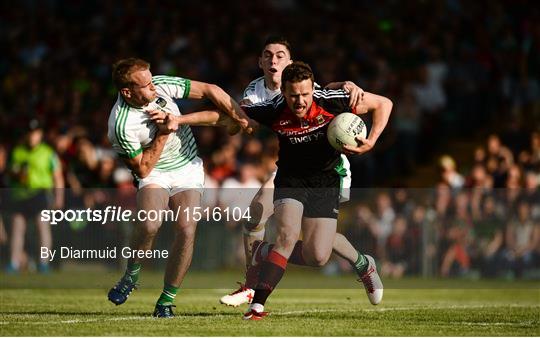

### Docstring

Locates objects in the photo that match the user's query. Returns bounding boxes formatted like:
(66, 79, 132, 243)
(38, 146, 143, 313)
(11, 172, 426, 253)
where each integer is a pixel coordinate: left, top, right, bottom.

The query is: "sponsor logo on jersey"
(279, 119, 292, 126)
(156, 97, 167, 108)
(289, 130, 326, 144)
(277, 123, 326, 137)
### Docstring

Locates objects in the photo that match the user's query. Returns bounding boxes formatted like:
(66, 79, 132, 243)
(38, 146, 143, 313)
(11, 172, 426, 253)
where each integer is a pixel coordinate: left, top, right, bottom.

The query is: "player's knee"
(275, 231, 299, 251)
(306, 250, 331, 267)
(176, 223, 197, 240)
(138, 221, 161, 237)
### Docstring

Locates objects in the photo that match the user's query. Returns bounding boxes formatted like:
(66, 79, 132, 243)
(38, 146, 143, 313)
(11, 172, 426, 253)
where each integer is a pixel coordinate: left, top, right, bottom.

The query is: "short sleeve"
(152, 75, 191, 99)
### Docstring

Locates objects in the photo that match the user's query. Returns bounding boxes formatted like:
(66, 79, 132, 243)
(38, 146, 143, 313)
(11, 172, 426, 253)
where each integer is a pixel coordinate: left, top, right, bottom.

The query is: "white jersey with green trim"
(242, 76, 281, 104)
(107, 75, 199, 175)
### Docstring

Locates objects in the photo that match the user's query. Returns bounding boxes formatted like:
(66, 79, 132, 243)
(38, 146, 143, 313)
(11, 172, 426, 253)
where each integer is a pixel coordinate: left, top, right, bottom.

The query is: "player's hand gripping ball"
(327, 112, 367, 151)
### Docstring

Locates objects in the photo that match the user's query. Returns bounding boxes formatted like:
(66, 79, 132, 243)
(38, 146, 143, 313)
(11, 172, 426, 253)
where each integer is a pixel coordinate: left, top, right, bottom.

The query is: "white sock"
(249, 302, 264, 313)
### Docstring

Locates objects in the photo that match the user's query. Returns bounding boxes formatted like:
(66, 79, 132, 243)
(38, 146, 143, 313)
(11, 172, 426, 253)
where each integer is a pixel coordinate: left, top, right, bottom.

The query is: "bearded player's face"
(283, 79, 314, 118)
(124, 69, 157, 107)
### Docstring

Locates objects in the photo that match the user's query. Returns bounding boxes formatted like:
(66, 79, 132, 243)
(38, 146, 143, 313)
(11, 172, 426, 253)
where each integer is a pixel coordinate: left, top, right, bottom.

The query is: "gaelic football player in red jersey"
(165, 61, 392, 319)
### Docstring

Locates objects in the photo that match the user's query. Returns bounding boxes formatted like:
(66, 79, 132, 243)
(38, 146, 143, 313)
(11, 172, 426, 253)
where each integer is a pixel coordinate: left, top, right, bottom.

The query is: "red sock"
(252, 242, 274, 265)
(253, 241, 306, 266)
(252, 250, 287, 305)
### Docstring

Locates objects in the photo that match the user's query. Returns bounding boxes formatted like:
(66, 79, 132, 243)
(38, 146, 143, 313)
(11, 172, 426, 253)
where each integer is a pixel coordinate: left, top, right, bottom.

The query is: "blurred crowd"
(338, 133, 540, 279)
(0, 0, 539, 277)
(1, 0, 539, 188)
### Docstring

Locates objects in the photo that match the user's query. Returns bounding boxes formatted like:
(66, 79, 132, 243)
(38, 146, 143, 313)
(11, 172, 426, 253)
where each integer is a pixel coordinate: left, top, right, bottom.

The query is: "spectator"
(381, 216, 414, 278)
(373, 192, 396, 259)
(486, 134, 514, 187)
(438, 155, 465, 190)
(5, 120, 64, 273)
(474, 196, 505, 277)
(503, 200, 540, 278)
(440, 192, 473, 277)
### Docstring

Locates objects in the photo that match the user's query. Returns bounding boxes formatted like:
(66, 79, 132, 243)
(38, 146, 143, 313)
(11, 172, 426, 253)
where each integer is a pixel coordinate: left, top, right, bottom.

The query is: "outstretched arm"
(188, 81, 256, 133)
(148, 109, 248, 135)
(342, 92, 392, 156)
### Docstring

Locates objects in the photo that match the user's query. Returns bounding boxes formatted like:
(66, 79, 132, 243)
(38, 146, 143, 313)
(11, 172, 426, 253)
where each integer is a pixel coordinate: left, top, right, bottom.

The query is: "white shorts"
(138, 157, 205, 196)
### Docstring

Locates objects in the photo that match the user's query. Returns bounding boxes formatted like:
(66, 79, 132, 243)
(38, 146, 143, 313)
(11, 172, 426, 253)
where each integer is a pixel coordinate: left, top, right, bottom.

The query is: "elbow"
(138, 171, 150, 179)
(204, 83, 222, 96)
(134, 167, 150, 179)
(383, 97, 393, 113)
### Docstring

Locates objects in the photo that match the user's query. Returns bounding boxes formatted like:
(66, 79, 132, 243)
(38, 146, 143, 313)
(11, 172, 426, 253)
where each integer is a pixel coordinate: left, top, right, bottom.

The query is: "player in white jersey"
(106, 58, 253, 318)
(219, 36, 378, 307)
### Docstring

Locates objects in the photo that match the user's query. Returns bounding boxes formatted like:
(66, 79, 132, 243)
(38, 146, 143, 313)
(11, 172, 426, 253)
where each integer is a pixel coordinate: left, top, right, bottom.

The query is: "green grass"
(1, 270, 539, 336)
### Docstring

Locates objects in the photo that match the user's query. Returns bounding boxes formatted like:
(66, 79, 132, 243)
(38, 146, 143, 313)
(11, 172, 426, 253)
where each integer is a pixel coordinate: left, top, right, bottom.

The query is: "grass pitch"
(1, 270, 539, 336)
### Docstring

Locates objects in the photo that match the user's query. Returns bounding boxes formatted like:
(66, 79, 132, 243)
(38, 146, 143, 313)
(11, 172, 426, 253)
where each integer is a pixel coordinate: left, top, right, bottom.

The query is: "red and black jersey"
(243, 89, 352, 176)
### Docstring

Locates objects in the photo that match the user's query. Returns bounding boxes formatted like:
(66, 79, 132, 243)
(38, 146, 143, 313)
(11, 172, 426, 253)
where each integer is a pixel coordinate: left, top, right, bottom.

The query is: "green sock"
(156, 283, 179, 306)
(124, 262, 141, 283)
(353, 252, 368, 274)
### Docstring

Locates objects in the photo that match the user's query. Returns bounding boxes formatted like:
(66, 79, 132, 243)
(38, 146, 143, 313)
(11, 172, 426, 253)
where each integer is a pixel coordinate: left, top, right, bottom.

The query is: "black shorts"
(273, 171, 340, 219)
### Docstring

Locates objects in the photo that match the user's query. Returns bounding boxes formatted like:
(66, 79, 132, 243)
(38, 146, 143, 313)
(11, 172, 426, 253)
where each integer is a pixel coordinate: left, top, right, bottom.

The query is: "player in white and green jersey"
(106, 57, 253, 318)
(108, 75, 198, 174)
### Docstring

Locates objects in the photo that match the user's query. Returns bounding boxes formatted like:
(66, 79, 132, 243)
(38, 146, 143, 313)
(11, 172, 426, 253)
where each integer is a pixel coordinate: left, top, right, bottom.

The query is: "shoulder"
(152, 75, 191, 99)
(109, 99, 129, 126)
(152, 75, 190, 91)
(245, 76, 264, 92)
(243, 76, 265, 98)
(109, 95, 127, 119)
(313, 88, 350, 113)
(152, 75, 189, 84)
(109, 100, 143, 140)
(36, 144, 55, 157)
(313, 88, 349, 101)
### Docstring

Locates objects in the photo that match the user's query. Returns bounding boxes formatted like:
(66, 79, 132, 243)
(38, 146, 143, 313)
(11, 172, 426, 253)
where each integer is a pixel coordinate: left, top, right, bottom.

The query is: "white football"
(327, 113, 367, 151)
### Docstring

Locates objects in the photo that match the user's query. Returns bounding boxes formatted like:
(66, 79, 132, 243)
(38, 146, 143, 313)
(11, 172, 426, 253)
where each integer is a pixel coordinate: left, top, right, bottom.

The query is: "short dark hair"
(112, 58, 150, 90)
(281, 61, 314, 89)
(263, 35, 292, 57)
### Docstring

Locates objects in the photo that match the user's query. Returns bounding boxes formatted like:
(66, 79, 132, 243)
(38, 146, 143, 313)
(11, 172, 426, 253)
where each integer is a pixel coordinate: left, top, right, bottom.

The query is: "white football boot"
(358, 255, 383, 305)
(219, 241, 265, 307)
(219, 282, 255, 307)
